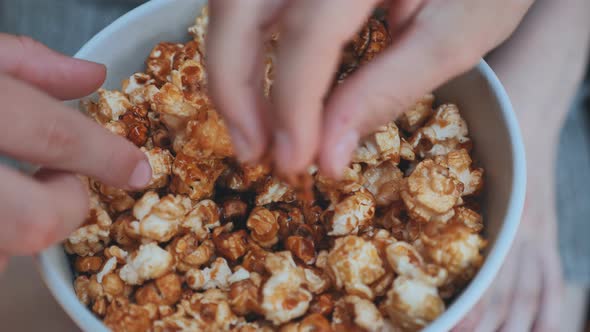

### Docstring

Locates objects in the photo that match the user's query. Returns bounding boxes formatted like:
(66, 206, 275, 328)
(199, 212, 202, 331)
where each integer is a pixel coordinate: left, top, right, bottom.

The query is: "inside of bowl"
(436, 70, 516, 254)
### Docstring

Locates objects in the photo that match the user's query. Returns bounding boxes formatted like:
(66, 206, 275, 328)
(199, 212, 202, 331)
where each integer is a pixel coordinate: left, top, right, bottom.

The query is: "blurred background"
(1, 0, 590, 331)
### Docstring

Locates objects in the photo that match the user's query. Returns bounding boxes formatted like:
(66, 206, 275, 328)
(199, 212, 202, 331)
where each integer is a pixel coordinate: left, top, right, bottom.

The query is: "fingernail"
(330, 130, 359, 178)
(128, 160, 152, 189)
(229, 125, 255, 162)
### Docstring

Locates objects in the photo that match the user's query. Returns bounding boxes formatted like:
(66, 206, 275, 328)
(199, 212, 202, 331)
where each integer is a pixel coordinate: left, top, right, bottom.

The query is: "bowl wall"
(39, 1, 526, 331)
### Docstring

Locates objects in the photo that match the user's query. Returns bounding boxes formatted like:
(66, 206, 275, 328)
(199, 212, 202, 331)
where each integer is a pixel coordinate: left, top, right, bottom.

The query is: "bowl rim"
(37, 1, 527, 331)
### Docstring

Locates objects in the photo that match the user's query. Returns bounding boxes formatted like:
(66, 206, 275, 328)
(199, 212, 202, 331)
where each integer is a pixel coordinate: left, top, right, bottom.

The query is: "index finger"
(0, 75, 150, 190)
(270, 0, 380, 174)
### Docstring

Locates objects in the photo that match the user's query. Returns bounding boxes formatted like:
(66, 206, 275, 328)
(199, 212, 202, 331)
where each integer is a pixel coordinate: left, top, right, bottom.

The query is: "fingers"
(534, 245, 563, 332)
(207, 0, 286, 163)
(501, 243, 542, 332)
(0, 166, 88, 254)
(0, 34, 106, 100)
(319, 12, 480, 177)
(452, 300, 485, 332)
(475, 244, 520, 332)
(388, 0, 425, 33)
(0, 75, 150, 190)
(271, 0, 380, 175)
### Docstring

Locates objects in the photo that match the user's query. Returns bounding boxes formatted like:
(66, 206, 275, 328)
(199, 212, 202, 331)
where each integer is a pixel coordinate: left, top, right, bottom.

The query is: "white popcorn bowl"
(37, 0, 526, 331)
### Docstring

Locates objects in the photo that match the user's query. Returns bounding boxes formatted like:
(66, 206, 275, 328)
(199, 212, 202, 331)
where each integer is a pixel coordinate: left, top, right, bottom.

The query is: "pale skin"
(0, 35, 152, 269)
(455, 0, 590, 330)
(0, 0, 586, 330)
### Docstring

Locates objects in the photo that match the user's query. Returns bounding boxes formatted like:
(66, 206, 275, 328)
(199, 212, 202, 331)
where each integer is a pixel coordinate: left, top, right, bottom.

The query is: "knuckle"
(38, 119, 77, 164)
(10, 35, 43, 77)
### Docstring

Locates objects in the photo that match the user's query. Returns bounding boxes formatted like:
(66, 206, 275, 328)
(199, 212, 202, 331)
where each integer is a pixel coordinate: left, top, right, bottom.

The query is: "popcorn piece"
(434, 149, 484, 196)
(104, 120, 128, 137)
(314, 163, 364, 203)
(173, 40, 203, 70)
(152, 83, 198, 133)
(382, 276, 445, 331)
(420, 223, 487, 283)
(170, 153, 226, 200)
(168, 234, 215, 272)
(247, 207, 280, 248)
(104, 245, 129, 264)
(399, 94, 435, 132)
(133, 192, 190, 243)
(110, 214, 141, 248)
(186, 257, 232, 291)
(263, 46, 276, 98)
(91, 180, 135, 213)
(242, 245, 270, 275)
(453, 206, 484, 233)
(229, 279, 262, 316)
(146, 42, 183, 85)
(188, 5, 209, 54)
(327, 190, 375, 236)
(212, 225, 249, 261)
(119, 243, 173, 285)
(97, 257, 118, 284)
(261, 252, 313, 325)
(308, 294, 335, 317)
(401, 160, 463, 223)
(333, 295, 385, 332)
(401, 138, 416, 161)
(385, 242, 448, 286)
(353, 121, 402, 165)
(255, 176, 294, 206)
(155, 289, 238, 331)
(175, 110, 234, 159)
(221, 162, 271, 191)
(75, 273, 131, 317)
(355, 18, 391, 65)
(122, 73, 157, 107)
(221, 198, 248, 222)
(65, 192, 112, 256)
(327, 236, 385, 299)
(286, 236, 316, 265)
(119, 106, 150, 147)
(171, 59, 209, 109)
(182, 199, 220, 240)
(303, 267, 330, 294)
(97, 89, 132, 122)
(281, 314, 332, 332)
(104, 298, 153, 332)
(135, 273, 182, 306)
(74, 256, 104, 274)
(409, 104, 471, 158)
(142, 147, 174, 189)
(362, 160, 404, 206)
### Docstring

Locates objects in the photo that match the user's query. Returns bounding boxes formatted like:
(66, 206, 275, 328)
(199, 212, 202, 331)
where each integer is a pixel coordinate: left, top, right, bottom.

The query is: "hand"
(207, 0, 533, 177)
(0, 34, 151, 268)
(453, 199, 563, 332)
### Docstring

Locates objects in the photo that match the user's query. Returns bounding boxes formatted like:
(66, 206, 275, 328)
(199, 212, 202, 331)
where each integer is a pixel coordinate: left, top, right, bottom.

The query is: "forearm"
(487, 0, 590, 158)
(486, 0, 590, 233)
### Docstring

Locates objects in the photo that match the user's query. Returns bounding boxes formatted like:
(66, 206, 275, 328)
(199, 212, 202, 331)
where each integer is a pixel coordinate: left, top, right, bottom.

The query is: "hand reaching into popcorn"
(207, 0, 533, 177)
(0, 34, 151, 269)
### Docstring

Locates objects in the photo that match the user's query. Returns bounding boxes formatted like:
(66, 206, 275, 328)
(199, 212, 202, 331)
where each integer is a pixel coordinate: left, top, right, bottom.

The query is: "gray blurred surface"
(558, 81, 590, 284)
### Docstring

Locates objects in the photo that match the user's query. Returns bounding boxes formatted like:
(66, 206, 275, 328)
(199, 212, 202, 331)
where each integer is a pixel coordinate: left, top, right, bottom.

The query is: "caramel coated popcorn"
(70, 7, 487, 332)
